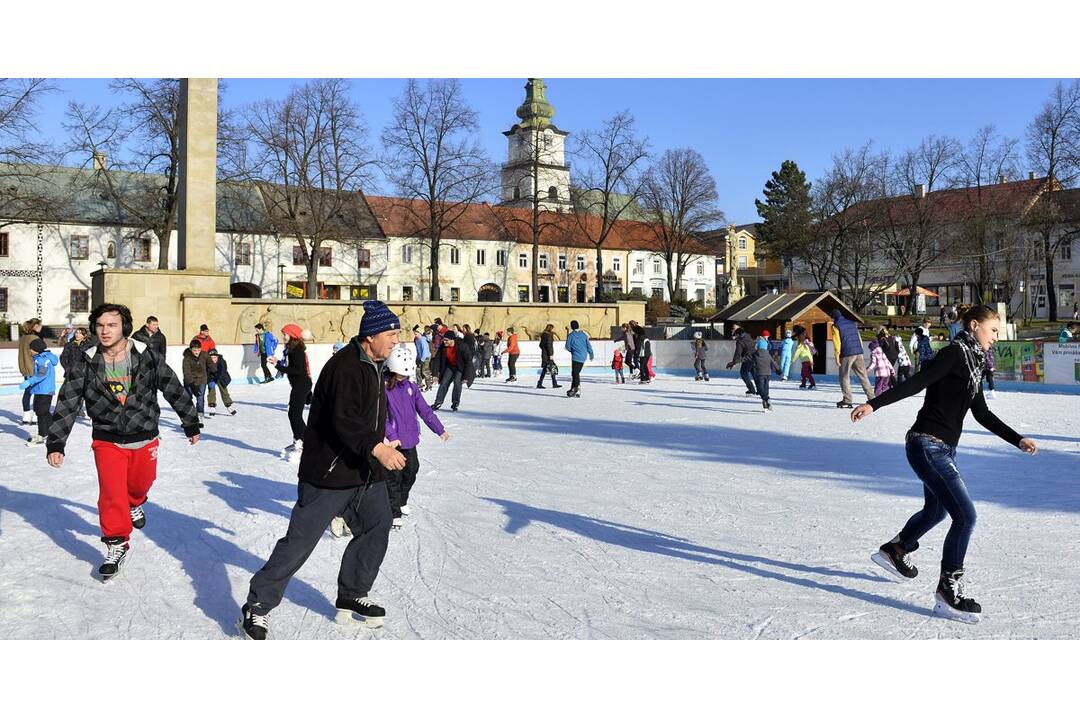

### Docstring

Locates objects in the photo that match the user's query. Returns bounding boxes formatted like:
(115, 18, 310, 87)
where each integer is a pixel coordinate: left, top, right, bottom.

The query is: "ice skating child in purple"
(868, 339, 895, 396)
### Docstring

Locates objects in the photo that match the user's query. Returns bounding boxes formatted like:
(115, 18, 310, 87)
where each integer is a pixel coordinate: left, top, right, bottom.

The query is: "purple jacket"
(384, 377, 444, 449)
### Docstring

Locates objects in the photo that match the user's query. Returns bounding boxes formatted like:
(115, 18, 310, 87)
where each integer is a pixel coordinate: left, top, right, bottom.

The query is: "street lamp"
(278, 263, 286, 299)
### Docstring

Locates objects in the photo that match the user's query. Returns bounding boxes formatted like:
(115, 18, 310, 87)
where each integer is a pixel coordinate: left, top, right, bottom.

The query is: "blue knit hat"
(359, 300, 400, 338)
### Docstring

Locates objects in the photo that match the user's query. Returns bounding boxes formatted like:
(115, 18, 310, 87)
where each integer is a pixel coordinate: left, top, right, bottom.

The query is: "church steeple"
(515, 79, 556, 130)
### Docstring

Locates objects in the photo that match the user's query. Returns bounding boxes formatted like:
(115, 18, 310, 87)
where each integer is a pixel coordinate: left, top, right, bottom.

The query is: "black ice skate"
(871, 536, 918, 580)
(130, 504, 146, 530)
(836, 400, 854, 408)
(98, 539, 130, 581)
(335, 596, 386, 628)
(703, 374, 710, 381)
(933, 569, 982, 624)
(238, 603, 269, 640)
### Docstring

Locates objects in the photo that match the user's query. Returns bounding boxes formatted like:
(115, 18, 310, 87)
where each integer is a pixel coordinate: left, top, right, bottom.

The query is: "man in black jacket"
(725, 326, 759, 394)
(431, 332, 472, 411)
(46, 303, 200, 581)
(131, 315, 167, 358)
(241, 300, 407, 640)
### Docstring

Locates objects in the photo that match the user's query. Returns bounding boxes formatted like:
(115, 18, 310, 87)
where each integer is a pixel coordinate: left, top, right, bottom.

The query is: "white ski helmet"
(386, 343, 416, 377)
(694, 331, 703, 339)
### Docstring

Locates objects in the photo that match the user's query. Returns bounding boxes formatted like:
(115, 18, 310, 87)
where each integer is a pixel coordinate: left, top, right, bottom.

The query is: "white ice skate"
(399, 504, 411, 516)
(391, 517, 404, 530)
(281, 439, 303, 462)
(21, 410, 34, 425)
(329, 516, 351, 538)
(25, 434, 45, 446)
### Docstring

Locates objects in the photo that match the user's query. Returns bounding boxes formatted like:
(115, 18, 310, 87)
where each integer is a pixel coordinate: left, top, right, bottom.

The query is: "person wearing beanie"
(691, 331, 709, 381)
(504, 326, 521, 382)
(242, 299, 406, 640)
(19, 337, 59, 445)
(431, 331, 472, 411)
(563, 321, 594, 398)
(206, 349, 236, 417)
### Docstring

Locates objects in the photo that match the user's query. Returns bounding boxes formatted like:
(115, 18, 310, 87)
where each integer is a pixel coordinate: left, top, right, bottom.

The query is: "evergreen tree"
(754, 160, 812, 286)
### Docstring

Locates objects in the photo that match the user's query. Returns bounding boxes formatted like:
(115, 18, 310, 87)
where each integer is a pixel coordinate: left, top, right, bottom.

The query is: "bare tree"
(1025, 80, 1080, 319)
(569, 111, 649, 300)
(0, 78, 64, 230)
(228, 79, 374, 299)
(639, 148, 725, 303)
(380, 79, 495, 301)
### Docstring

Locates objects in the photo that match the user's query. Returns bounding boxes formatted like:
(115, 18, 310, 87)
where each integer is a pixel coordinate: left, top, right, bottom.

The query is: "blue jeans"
(185, 383, 206, 414)
(898, 433, 977, 574)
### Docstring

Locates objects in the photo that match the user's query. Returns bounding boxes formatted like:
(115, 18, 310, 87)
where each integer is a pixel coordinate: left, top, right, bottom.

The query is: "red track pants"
(92, 439, 159, 541)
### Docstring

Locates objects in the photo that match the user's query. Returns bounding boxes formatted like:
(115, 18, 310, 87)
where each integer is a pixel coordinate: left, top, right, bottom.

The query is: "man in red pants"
(46, 303, 201, 581)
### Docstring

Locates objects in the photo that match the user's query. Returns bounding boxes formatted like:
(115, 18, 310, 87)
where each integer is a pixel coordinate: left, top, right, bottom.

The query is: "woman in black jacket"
(536, 323, 561, 389)
(273, 325, 311, 460)
(852, 306, 1037, 624)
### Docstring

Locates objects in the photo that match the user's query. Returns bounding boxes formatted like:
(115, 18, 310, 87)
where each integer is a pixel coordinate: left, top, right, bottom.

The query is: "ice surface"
(1, 372, 1077, 639)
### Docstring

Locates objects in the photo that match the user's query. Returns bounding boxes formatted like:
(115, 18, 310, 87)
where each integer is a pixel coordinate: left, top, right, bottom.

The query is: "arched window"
(513, 185, 521, 200)
(106, 241, 116, 259)
(548, 186, 558, 201)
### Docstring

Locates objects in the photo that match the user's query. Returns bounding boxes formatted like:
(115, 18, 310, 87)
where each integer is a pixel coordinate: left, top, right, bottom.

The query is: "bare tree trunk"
(1044, 232, 1058, 320)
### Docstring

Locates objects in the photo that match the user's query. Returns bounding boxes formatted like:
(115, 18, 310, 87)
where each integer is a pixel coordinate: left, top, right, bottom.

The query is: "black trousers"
(434, 367, 464, 408)
(538, 353, 558, 386)
(248, 479, 392, 611)
(33, 394, 53, 436)
(288, 377, 312, 441)
(386, 447, 420, 517)
(259, 352, 272, 381)
(570, 360, 584, 391)
(508, 353, 519, 378)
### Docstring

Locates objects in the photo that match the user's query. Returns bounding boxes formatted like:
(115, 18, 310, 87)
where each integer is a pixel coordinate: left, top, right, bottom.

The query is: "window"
(651, 287, 664, 299)
(557, 286, 569, 303)
(558, 254, 567, 270)
(450, 287, 460, 302)
(538, 286, 550, 303)
(235, 241, 251, 266)
(293, 245, 305, 265)
(738, 236, 747, 250)
(576, 283, 586, 303)
(612, 257, 621, 272)
(135, 238, 152, 263)
(518, 285, 530, 302)
(738, 255, 748, 269)
(476, 249, 486, 265)
(576, 256, 585, 271)
(70, 289, 89, 313)
(402, 245, 414, 264)
(696, 261, 705, 276)
(358, 248, 371, 269)
(652, 259, 662, 275)
(1062, 242, 1072, 261)
(548, 186, 558, 201)
(449, 247, 461, 265)
(0, 287, 7, 312)
(539, 253, 549, 270)
(496, 250, 507, 267)
(0, 232, 8, 257)
(543, 133, 552, 149)
(70, 234, 89, 260)
(635, 259, 644, 275)
(318, 247, 332, 267)
(696, 288, 706, 303)
(401, 286, 414, 301)
(518, 253, 528, 268)
(107, 241, 116, 259)
(513, 186, 521, 200)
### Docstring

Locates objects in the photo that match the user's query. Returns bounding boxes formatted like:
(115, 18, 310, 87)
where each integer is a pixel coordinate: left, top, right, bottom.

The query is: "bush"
(644, 296, 671, 324)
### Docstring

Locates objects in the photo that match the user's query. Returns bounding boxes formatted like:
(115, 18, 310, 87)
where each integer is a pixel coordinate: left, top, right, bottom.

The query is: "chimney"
(915, 183, 926, 198)
(1028, 171, 1036, 181)
(997, 173, 1007, 184)
(92, 151, 107, 171)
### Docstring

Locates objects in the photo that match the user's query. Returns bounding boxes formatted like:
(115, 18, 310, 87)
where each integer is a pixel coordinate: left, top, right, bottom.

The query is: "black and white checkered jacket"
(46, 338, 200, 455)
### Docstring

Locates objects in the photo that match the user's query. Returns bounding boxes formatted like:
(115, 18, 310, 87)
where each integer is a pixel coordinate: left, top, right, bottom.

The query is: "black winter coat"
(298, 337, 387, 489)
(131, 326, 167, 358)
(729, 333, 756, 365)
(208, 355, 231, 386)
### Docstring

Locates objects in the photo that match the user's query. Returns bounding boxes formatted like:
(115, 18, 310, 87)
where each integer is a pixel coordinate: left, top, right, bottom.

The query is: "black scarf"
(952, 330, 987, 399)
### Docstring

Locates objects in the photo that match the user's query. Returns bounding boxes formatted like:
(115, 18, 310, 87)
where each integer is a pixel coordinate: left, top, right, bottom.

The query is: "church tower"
(500, 79, 572, 210)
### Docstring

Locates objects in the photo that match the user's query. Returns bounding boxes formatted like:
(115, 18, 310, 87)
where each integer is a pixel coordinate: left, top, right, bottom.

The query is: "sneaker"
(334, 596, 386, 628)
(21, 410, 34, 425)
(98, 539, 130, 581)
(239, 603, 270, 640)
(836, 401, 854, 408)
(391, 517, 403, 530)
(934, 569, 982, 624)
(871, 536, 919, 580)
(399, 504, 411, 516)
(25, 434, 45, 446)
(329, 516, 351, 538)
(130, 504, 146, 530)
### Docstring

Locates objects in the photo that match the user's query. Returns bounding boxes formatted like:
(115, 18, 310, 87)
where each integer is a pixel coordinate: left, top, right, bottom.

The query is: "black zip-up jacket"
(47, 338, 199, 455)
(131, 327, 167, 358)
(298, 336, 388, 489)
(729, 333, 756, 365)
(539, 331, 555, 361)
(283, 345, 311, 386)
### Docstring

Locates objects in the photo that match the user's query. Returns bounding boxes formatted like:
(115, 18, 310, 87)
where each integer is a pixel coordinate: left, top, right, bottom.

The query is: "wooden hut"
(709, 292, 862, 374)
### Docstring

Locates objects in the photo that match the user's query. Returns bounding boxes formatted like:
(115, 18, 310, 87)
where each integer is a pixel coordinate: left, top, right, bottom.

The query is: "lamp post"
(278, 263, 286, 299)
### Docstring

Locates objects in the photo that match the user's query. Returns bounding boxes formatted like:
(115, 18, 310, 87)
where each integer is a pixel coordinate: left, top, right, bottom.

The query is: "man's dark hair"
(89, 303, 134, 338)
(146, 315, 158, 324)
(189, 339, 202, 349)
(200, 324, 209, 331)
(255, 323, 264, 330)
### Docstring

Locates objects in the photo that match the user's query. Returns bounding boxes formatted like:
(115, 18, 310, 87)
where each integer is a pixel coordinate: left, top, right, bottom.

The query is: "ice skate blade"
(236, 618, 267, 640)
(871, 551, 915, 581)
(933, 597, 981, 624)
(335, 609, 384, 628)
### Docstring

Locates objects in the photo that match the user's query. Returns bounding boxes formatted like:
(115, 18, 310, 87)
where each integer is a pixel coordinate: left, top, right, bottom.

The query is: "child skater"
(867, 339, 895, 397)
(331, 344, 448, 537)
(691, 331, 710, 381)
(895, 334, 913, 385)
(752, 333, 780, 411)
(19, 338, 58, 446)
(791, 326, 817, 390)
(612, 347, 625, 383)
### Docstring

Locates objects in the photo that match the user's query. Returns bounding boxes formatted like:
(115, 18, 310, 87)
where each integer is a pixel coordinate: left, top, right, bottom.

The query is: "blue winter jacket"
(19, 351, 58, 395)
(414, 334, 432, 362)
(831, 310, 864, 358)
(564, 330, 595, 363)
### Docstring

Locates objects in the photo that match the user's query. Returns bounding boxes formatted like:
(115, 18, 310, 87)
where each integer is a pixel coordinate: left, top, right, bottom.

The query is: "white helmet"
(386, 343, 416, 377)
(694, 331, 702, 339)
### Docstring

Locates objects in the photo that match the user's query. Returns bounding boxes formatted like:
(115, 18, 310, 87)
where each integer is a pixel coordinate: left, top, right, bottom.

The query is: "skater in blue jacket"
(564, 320, 594, 398)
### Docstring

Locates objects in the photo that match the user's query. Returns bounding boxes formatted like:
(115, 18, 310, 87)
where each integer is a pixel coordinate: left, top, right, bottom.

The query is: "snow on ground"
(1, 370, 1078, 640)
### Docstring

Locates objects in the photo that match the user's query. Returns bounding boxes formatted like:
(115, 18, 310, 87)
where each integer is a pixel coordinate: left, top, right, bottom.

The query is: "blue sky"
(30, 78, 1069, 225)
